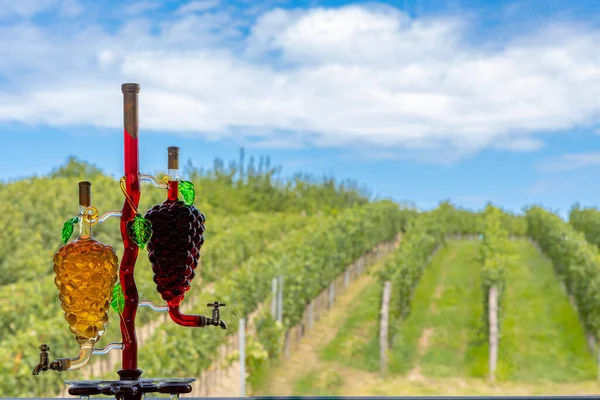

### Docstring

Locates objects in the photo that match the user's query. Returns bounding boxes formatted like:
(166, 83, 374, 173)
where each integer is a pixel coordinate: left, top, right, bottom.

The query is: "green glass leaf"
(179, 180, 195, 205)
(61, 216, 79, 244)
(110, 282, 125, 314)
(127, 214, 153, 249)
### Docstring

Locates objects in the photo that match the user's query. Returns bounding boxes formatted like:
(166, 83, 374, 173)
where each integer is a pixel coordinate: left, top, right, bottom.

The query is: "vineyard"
(3, 157, 600, 397)
(253, 204, 600, 396)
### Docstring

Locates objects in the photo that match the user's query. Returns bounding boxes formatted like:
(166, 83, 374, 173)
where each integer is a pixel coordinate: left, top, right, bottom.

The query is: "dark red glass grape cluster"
(144, 200, 205, 306)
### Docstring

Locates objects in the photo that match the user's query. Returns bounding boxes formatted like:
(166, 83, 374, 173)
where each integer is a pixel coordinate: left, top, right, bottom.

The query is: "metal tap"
(206, 301, 227, 329)
(32, 344, 61, 375)
(32, 344, 50, 375)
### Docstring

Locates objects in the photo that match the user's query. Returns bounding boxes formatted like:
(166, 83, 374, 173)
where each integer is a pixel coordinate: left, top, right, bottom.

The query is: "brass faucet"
(32, 344, 61, 375)
(206, 301, 227, 329)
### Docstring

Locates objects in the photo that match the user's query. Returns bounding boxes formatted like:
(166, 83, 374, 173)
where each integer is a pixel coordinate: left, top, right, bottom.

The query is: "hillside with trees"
(2, 154, 599, 397)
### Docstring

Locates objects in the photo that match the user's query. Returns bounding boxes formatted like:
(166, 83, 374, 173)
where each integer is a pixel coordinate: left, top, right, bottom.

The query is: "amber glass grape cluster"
(53, 238, 119, 340)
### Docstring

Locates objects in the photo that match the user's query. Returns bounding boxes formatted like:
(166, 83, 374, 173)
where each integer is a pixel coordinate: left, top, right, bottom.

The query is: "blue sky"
(1, 0, 600, 217)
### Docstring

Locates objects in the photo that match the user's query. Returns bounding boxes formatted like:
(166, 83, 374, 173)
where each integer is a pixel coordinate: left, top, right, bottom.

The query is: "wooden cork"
(168, 146, 179, 170)
(78, 181, 91, 207)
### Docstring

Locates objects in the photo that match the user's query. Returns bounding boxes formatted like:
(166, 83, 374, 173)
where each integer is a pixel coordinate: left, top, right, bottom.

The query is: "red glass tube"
(120, 83, 141, 370)
(168, 304, 207, 327)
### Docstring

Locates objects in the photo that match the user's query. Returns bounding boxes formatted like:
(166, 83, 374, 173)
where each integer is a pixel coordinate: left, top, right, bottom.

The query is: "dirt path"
(262, 260, 386, 396)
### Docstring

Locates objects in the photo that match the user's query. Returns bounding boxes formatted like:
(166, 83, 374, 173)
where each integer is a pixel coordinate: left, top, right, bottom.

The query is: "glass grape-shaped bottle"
(43, 181, 119, 372)
(144, 146, 217, 328)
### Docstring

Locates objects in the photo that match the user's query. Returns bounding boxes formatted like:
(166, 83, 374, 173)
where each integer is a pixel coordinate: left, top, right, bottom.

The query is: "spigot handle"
(33, 344, 50, 375)
(206, 301, 227, 329)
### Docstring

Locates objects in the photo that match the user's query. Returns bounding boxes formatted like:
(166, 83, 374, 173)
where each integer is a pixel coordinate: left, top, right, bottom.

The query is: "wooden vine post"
(597, 342, 600, 382)
(380, 281, 392, 376)
(488, 285, 499, 384)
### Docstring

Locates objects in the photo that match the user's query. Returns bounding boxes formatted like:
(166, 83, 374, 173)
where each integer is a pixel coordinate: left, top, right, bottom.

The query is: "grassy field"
(494, 239, 596, 381)
(389, 241, 484, 378)
(256, 239, 600, 396)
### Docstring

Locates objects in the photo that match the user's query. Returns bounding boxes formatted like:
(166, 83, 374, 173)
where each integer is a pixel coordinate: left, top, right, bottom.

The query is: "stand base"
(65, 377, 194, 400)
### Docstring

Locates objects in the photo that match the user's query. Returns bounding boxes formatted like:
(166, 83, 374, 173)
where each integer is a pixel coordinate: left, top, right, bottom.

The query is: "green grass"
(407, 240, 483, 377)
(293, 367, 344, 396)
(493, 239, 596, 382)
(322, 240, 485, 377)
(320, 278, 383, 371)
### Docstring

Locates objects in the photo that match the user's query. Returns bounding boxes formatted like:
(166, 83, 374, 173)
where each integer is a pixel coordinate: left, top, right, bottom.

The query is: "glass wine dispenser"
(31, 83, 227, 400)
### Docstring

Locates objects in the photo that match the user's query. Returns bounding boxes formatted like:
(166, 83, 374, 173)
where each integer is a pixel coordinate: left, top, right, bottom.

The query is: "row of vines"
(0, 154, 371, 287)
(479, 205, 512, 382)
(479, 205, 511, 338)
(379, 202, 522, 371)
(528, 206, 600, 342)
(569, 205, 600, 248)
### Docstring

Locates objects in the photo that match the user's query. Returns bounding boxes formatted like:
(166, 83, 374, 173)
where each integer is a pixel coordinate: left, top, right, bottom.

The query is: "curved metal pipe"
(139, 174, 168, 189)
(139, 300, 168, 312)
(92, 342, 124, 355)
(97, 210, 122, 223)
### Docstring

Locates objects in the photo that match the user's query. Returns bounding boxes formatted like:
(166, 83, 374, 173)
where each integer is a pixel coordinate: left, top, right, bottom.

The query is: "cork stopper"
(121, 83, 140, 93)
(168, 146, 179, 170)
(78, 181, 91, 207)
(121, 83, 140, 138)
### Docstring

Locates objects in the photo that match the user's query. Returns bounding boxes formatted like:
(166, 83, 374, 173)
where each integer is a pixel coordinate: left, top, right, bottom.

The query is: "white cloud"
(491, 136, 545, 152)
(538, 152, 600, 171)
(0, 2, 599, 163)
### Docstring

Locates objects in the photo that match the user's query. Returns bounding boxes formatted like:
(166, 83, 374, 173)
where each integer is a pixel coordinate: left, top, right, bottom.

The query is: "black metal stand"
(65, 372, 194, 400)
